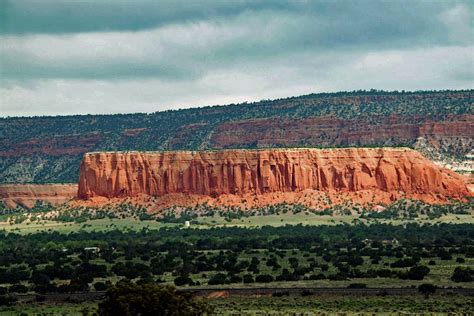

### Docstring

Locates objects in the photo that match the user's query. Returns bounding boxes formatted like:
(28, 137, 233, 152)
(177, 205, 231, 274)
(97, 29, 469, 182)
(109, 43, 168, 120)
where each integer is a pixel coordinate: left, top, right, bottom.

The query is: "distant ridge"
(1, 90, 472, 183)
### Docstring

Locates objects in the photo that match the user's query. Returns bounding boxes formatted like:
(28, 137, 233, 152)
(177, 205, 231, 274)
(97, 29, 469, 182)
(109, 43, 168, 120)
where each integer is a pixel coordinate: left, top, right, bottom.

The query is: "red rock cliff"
(0, 184, 78, 209)
(78, 148, 470, 201)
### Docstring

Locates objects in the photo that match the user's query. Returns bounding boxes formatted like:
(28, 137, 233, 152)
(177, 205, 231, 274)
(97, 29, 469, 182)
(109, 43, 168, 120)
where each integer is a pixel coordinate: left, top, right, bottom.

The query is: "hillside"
(1, 90, 473, 183)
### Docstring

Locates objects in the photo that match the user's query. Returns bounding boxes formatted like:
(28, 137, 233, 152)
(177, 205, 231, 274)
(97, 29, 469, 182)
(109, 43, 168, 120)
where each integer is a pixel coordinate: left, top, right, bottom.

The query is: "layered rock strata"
(78, 148, 470, 203)
(0, 184, 78, 209)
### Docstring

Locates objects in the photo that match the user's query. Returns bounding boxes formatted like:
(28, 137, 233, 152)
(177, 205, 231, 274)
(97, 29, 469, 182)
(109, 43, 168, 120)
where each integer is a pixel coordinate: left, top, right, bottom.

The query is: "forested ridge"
(1, 89, 472, 183)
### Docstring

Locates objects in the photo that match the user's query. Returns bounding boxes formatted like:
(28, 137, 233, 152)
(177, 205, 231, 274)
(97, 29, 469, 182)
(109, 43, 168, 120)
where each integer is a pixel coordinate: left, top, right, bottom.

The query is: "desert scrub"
(209, 294, 474, 315)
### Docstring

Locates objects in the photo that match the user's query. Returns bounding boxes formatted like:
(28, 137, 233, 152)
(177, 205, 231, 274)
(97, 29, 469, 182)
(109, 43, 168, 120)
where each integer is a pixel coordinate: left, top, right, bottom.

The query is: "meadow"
(0, 211, 473, 235)
(1, 293, 473, 315)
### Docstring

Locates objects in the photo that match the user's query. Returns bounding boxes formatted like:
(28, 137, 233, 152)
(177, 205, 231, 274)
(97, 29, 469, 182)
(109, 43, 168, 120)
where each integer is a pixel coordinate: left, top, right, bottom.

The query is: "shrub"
(0, 295, 17, 307)
(309, 273, 326, 280)
(347, 283, 367, 288)
(301, 289, 313, 296)
(208, 273, 228, 285)
(8, 284, 28, 293)
(243, 274, 254, 283)
(451, 267, 473, 282)
(98, 281, 213, 315)
(418, 283, 436, 298)
(229, 275, 242, 283)
(255, 274, 274, 283)
(94, 282, 108, 291)
(174, 275, 193, 286)
(407, 266, 430, 280)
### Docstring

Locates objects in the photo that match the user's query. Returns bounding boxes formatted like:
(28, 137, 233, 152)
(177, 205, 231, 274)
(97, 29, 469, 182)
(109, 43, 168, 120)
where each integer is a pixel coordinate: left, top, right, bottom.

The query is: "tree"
(8, 284, 28, 293)
(98, 281, 212, 316)
(418, 284, 436, 298)
(407, 265, 430, 280)
(0, 295, 17, 307)
(94, 282, 109, 291)
(208, 273, 228, 285)
(243, 274, 254, 283)
(255, 274, 274, 283)
(455, 257, 465, 263)
(174, 275, 193, 286)
(347, 255, 364, 267)
(451, 267, 473, 282)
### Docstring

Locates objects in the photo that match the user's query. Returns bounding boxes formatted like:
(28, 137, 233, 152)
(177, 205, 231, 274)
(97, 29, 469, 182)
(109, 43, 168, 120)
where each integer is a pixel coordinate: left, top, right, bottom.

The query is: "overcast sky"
(0, 0, 472, 117)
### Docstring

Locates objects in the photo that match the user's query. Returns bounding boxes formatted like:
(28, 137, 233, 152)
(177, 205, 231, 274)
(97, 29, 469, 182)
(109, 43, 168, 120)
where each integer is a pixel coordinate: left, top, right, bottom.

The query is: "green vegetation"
(2, 293, 473, 315)
(208, 294, 474, 315)
(2, 198, 472, 230)
(0, 199, 472, 236)
(0, 223, 472, 297)
(2, 291, 472, 316)
(0, 302, 98, 315)
(1, 89, 472, 183)
(0, 209, 471, 314)
(361, 199, 472, 220)
(0, 198, 472, 313)
(98, 281, 213, 315)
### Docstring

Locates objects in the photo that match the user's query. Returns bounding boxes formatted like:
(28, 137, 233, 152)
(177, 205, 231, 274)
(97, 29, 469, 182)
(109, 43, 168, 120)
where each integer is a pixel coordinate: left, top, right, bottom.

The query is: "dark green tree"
(451, 267, 473, 282)
(418, 283, 436, 298)
(98, 281, 213, 316)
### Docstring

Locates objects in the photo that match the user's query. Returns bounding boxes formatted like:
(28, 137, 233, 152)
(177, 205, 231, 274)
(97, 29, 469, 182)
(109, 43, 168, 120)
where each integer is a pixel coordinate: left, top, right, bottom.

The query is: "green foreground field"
(1, 212, 473, 234)
(210, 294, 474, 315)
(1, 294, 473, 315)
(0, 210, 472, 315)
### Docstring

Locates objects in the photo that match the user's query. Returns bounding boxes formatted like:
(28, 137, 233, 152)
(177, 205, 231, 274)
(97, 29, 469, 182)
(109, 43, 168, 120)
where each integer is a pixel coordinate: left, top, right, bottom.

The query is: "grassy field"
(0, 302, 98, 316)
(0, 218, 175, 234)
(196, 212, 474, 227)
(1, 294, 473, 315)
(209, 294, 474, 315)
(1, 212, 473, 235)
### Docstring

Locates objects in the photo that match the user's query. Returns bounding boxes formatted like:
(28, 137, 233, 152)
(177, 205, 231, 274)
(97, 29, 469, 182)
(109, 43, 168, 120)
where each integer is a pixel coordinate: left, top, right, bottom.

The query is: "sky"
(0, 0, 473, 117)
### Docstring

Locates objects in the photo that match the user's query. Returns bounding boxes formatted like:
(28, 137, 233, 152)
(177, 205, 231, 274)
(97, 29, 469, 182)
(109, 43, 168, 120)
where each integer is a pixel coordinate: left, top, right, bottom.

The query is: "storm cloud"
(0, 0, 472, 116)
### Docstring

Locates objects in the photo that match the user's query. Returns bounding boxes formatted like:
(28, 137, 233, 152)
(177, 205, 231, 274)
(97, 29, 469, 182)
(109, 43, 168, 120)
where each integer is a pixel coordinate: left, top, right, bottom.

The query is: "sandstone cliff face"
(0, 184, 78, 209)
(462, 173, 474, 193)
(78, 148, 470, 202)
(210, 115, 474, 149)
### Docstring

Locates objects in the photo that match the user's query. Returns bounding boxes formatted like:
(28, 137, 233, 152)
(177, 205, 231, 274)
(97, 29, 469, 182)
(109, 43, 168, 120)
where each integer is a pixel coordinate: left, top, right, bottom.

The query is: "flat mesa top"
(84, 147, 414, 155)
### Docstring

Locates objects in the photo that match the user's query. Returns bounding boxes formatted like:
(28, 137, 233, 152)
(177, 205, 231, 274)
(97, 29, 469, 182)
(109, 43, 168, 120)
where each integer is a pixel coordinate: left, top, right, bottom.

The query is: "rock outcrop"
(462, 173, 474, 193)
(0, 184, 78, 209)
(211, 115, 474, 149)
(78, 148, 470, 204)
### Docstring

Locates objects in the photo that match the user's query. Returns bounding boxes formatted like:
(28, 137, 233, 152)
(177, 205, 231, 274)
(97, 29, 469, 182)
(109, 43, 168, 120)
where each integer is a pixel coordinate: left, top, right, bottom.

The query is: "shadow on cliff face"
(73, 148, 471, 210)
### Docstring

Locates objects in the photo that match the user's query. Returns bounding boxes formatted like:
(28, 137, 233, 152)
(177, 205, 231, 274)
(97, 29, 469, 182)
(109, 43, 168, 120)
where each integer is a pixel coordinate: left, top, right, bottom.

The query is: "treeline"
(0, 223, 473, 296)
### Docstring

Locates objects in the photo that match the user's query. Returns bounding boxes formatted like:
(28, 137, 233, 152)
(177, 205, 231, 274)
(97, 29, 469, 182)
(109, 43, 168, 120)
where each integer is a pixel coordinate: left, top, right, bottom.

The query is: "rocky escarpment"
(1, 90, 472, 184)
(211, 115, 474, 149)
(78, 148, 470, 205)
(0, 184, 78, 209)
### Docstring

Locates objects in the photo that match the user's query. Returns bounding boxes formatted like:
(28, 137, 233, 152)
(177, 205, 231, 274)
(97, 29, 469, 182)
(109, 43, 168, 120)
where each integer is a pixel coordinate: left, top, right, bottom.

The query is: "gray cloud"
(1, 1, 455, 35)
(0, 0, 472, 116)
(2, 46, 472, 116)
(2, 2, 471, 80)
(0, 0, 272, 34)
